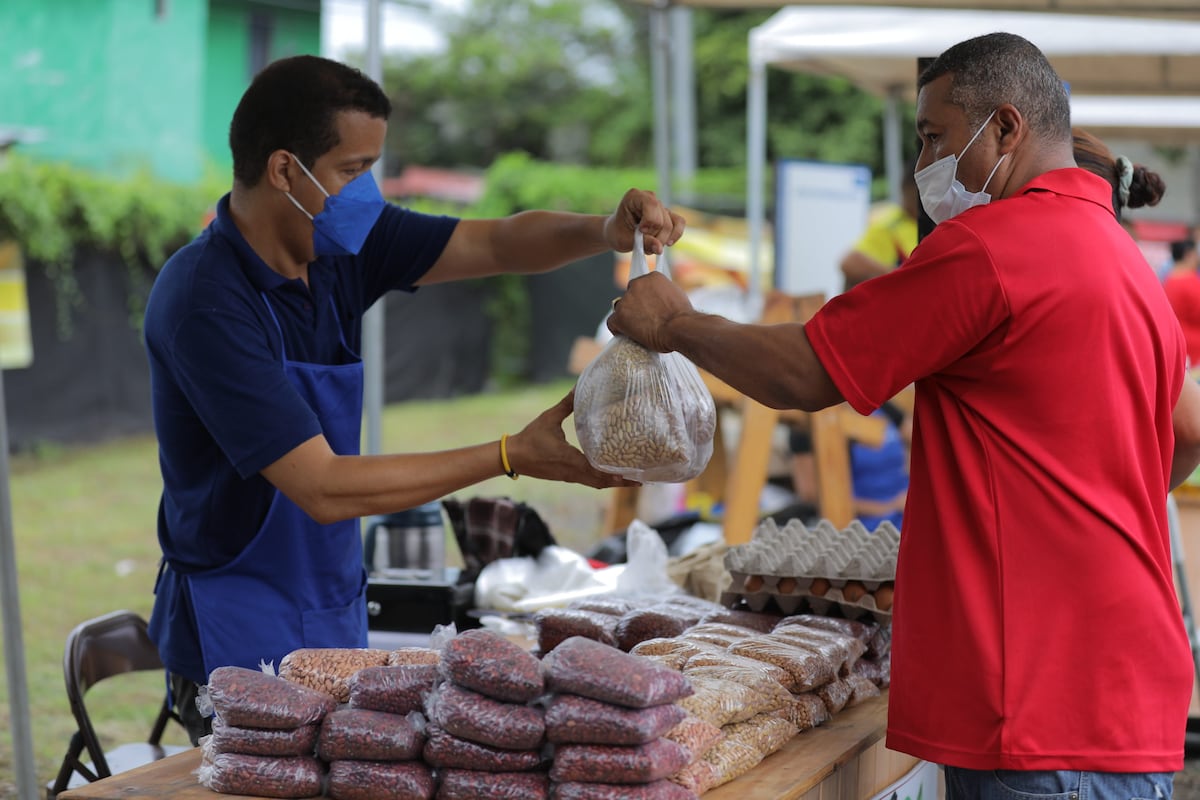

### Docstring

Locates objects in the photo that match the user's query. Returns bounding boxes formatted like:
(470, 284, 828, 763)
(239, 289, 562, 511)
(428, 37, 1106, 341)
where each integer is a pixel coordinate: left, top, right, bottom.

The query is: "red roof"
(381, 166, 484, 205)
(1132, 219, 1191, 243)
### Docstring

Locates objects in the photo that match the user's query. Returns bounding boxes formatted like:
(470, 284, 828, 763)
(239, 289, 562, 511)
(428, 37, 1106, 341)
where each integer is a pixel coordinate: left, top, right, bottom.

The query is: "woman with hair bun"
(1071, 127, 1166, 220)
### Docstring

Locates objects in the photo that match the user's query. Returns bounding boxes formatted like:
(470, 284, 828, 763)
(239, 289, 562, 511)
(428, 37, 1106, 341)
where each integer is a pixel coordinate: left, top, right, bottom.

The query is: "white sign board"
(775, 159, 872, 301)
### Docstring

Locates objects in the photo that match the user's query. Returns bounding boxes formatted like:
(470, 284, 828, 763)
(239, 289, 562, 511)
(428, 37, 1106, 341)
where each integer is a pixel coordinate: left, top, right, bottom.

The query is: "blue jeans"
(943, 768, 1173, 800)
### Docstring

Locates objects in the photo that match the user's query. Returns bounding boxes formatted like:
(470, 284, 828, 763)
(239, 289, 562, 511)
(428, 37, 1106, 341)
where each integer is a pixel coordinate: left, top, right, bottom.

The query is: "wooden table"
(59, 694, 915, 800)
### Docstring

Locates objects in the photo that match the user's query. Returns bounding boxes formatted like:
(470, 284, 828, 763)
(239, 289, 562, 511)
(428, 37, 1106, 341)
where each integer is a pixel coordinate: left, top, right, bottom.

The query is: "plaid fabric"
(442, 497, 556, 581)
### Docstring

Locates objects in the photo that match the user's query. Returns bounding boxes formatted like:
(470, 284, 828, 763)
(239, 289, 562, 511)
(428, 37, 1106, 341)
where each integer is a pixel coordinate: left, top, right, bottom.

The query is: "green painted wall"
(0, 0, 319, 185)
(203, 0, 321, 177)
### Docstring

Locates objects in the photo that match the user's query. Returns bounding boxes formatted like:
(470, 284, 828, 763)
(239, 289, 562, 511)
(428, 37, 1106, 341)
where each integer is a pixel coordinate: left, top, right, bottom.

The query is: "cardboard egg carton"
(721, 518, 899, 621)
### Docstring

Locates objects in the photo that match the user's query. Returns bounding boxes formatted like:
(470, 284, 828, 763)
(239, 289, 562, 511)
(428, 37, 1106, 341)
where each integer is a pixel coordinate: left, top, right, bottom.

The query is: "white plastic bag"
(574, 233, 716, 483)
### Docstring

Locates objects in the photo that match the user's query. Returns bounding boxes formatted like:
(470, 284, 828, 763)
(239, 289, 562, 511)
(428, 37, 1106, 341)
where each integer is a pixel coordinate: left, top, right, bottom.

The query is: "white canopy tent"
(1070, 95, 1200, 142)
(634, 0, 1200, 16)
(745, 5, 1200, 298)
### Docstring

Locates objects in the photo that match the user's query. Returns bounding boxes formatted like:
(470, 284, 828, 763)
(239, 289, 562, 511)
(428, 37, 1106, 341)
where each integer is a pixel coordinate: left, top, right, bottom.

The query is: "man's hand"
(607, 272, 694, 354)
(506, 391, 638, 490)
(603, 189, 686, 255)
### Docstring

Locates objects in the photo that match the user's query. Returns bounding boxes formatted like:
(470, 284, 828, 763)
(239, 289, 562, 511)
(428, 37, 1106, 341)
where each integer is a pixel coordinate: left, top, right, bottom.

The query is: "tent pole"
(0, 366, 37, 800)
(670, 6, 696, 203)
(884, 86, 904, 204)
(651, 3, 673, 207)
(746, 55, 767, 310)
(363, 0, 385, 456)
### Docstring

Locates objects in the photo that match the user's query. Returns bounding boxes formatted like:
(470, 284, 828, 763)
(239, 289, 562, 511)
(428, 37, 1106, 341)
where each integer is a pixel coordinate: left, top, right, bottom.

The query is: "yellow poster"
(0, 241, 33, 369)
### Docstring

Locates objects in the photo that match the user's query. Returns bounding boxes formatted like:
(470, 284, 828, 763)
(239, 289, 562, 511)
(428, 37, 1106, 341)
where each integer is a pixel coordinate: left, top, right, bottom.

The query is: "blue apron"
(177, 293, 367, 678)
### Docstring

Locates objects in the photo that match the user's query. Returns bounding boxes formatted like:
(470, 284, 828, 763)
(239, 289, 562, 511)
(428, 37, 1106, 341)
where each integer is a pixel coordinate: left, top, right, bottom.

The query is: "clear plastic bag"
(326, 760, 433, 800)
(545, 694, 686, 746)
(208, 717, 319, 757)
(549, 738, 693, 784)
(422, 724, 545, 772)
(774, 692, 830, 731)
(348, 664, 438, 715)
(439, 629, 545, 703)
(316, 709, 425, 762)
(543, 636, 694, 709)
(675, 676, 784, 729)
(277, 648, 391, 704)
(202, 666, 336, 730)
(554, 779, 700, 800)
(425, 681, 545, 751)
(197, 753, 324, 798)
(573, 232, 716, 484)
(663, 715, 722, 760)
(438, 769, 550, 800)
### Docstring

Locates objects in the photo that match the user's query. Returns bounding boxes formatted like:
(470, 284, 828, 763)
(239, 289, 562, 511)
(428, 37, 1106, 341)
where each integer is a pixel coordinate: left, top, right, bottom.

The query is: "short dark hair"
(1172, 239, 1196, 264)
(918, 32, 1070, 144)
(229, 55, 391, 187)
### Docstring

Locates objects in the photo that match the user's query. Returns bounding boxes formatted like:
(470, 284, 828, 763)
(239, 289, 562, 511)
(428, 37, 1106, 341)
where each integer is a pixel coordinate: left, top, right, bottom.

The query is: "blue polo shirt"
(144, 194, 457, 680)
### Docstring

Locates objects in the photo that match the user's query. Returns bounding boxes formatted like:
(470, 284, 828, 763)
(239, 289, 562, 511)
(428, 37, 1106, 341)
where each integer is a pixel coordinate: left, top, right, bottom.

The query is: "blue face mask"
(284, 154, 386, 256)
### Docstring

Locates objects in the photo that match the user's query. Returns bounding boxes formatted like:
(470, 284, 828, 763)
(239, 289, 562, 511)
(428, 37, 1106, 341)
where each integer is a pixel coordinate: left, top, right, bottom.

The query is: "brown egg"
(744, 574, 764, 592)
(873, 584, 894, 611)
(842, 581, 867, 603)
(809, 578, 830, 597)
(777, 577, 797, 594)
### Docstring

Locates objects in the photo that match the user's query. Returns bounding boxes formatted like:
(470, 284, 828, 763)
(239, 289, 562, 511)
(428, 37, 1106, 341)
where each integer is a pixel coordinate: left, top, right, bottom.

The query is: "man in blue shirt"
(144, 54, 684, 742)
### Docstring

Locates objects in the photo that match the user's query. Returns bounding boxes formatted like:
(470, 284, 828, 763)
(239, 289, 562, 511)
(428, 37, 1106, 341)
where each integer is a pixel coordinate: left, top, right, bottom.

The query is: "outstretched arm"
(261, 391, 632, 525)
(608, 272, 844, 413)
(417, 188, 686, 285)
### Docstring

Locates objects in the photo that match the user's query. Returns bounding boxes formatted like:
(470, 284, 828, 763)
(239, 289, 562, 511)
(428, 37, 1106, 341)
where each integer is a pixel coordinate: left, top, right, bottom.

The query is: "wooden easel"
(572, 291, 888, 545)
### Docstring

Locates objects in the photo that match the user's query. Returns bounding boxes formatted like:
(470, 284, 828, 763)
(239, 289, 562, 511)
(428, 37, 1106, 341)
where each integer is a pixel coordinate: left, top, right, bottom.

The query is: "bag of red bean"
(208, 716, 319, 757)
(197, 753, 324, 798)
(204, 666, 336, 730)
(422, 724, 546, 773)
(438, 769, 550, 800)
(439, 629, 544, 703)
(317, 709, 425, 762)
(552, 780, 699, 800)
(549, 738, 692, 784)
(543, 637, 693, 709)
(326, 759, 434, 800)
(545, 694, 685, 746)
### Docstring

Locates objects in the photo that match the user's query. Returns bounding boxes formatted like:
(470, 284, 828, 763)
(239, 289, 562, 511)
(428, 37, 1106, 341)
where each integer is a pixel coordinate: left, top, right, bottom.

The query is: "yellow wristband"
(499, 434, 518, 480)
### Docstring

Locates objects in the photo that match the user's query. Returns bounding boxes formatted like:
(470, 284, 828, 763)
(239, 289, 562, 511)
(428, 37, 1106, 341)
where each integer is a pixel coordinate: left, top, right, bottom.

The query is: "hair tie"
(1116, 155, 1134, 207)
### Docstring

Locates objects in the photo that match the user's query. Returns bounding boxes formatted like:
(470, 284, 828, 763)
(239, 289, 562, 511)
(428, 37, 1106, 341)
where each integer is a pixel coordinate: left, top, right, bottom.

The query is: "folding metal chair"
(46, 610, 188, 799)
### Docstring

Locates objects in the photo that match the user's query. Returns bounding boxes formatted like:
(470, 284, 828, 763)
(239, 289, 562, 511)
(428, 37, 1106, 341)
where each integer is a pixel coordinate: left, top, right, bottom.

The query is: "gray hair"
(918, 32, 1071, 143)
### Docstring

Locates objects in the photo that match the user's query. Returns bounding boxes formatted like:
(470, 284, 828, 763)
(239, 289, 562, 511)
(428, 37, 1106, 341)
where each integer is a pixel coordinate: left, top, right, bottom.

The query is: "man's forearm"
(491, 211, 610, 274)
(662, 311, 843, 412)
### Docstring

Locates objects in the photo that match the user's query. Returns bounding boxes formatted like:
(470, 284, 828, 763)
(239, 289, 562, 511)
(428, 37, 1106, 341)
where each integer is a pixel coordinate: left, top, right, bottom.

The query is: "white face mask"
(915, 109, 1008, 225)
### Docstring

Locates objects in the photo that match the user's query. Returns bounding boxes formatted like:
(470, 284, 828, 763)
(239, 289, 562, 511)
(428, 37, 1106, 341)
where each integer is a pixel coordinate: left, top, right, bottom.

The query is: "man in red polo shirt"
(609, 32, 1200, 798)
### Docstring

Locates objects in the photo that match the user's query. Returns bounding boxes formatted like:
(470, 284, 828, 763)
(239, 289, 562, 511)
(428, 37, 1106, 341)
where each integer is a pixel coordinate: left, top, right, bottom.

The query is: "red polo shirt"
(806, 168, 1192, 771)
(1163, 271, 1200, 367)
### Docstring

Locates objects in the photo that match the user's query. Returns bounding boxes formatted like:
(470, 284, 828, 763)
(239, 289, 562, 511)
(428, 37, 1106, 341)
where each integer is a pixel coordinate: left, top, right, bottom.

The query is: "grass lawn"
(0, 378, 614, 797)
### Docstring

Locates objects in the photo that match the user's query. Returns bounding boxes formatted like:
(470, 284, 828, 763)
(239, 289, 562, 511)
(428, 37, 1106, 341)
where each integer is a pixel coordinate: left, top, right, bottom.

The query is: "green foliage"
(381, 0, 644, 169)
(0, 155, 221, 336)
(458, 153, 750, 385)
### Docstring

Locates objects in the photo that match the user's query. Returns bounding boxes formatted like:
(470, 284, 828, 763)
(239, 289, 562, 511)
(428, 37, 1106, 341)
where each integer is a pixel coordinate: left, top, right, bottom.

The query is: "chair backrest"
(61, 611, 169, 778)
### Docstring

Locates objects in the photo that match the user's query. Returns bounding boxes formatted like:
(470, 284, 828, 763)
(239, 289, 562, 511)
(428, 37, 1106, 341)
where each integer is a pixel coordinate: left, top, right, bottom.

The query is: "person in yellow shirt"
(840, 165, 919, 291)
